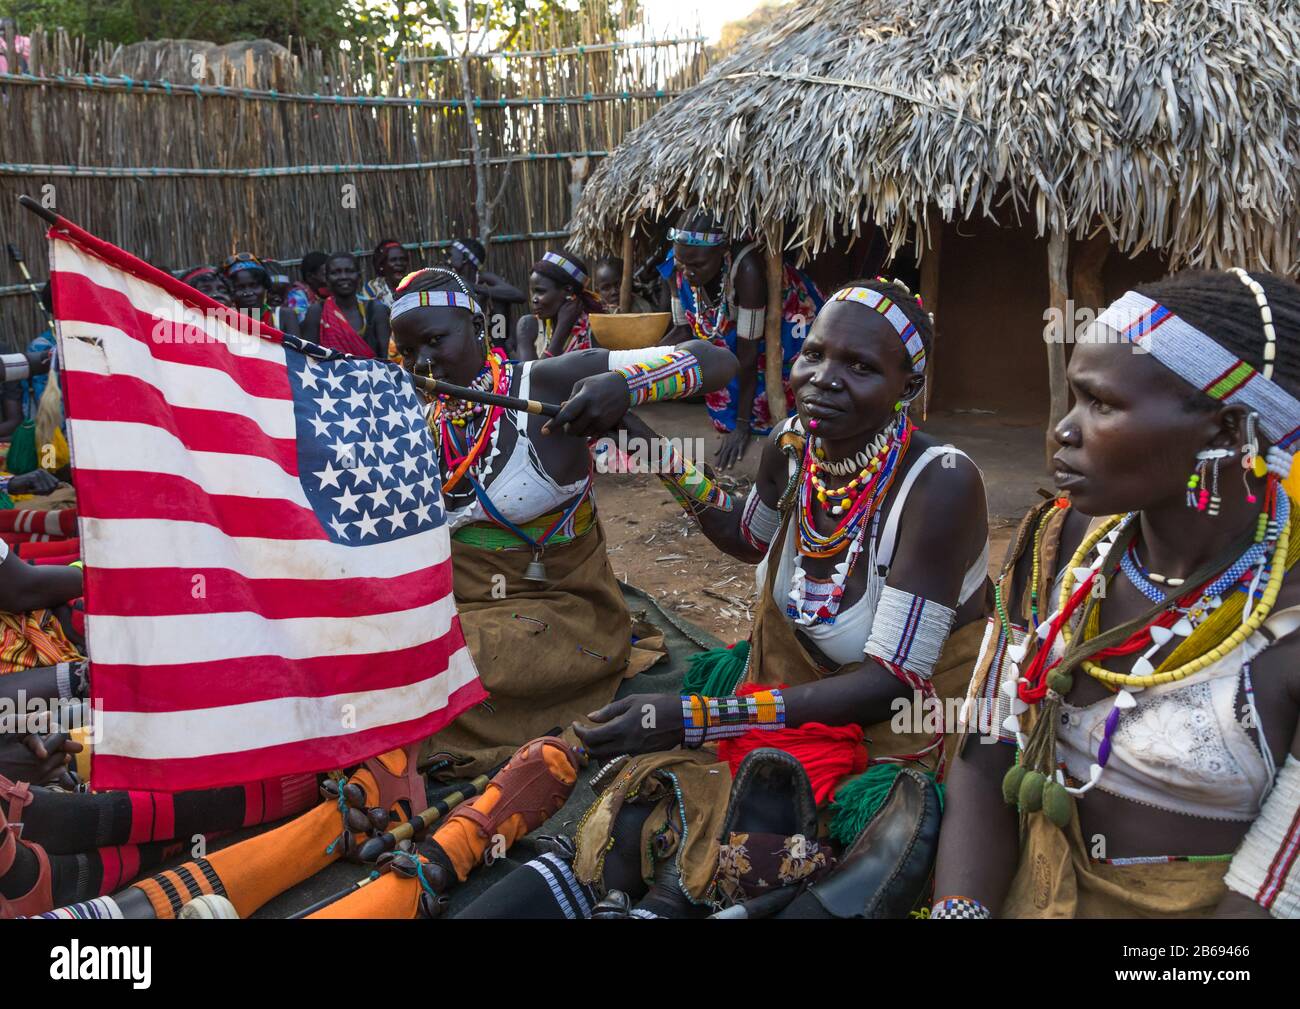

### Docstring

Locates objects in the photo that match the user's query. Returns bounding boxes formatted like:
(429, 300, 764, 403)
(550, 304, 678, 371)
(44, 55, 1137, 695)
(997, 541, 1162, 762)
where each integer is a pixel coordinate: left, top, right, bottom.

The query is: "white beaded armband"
(740, 486, 779, 551)
(865, 586, 956, 681)
(671, 296, 688, 326)
(0, 353, 30, 382)
(1224, 755, 1300, 918)
(735, 306, 766, 341)
(606, 346, 691, 371)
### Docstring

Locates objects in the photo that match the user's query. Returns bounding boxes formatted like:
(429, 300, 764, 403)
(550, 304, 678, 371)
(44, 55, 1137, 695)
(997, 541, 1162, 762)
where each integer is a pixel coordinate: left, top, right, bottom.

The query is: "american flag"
(48, 215, 485, 793)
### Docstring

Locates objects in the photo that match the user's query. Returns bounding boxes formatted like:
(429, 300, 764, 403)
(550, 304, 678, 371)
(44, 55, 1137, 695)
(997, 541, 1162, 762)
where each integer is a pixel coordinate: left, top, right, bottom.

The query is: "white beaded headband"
(452, 240, 482, 268)
(668, 227, 727, 247)
(830, 286, 927, 375)
(390, 289, 483, 322)
(1094, 290, 1300, 454)
(541, 251, 587, 285)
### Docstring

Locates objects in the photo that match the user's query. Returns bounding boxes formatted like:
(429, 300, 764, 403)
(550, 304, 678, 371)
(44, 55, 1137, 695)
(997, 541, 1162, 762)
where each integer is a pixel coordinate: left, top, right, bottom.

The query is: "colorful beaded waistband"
(451, 498, 596, 551)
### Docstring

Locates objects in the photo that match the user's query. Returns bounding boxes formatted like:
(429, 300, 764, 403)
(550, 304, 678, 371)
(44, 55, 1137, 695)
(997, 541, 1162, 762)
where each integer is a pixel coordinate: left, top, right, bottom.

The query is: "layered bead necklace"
(1000, 476, 1291, 827)
(786, 414, 912, 626)
(428, 349, 512, 501)
(686, 252, 732, 342)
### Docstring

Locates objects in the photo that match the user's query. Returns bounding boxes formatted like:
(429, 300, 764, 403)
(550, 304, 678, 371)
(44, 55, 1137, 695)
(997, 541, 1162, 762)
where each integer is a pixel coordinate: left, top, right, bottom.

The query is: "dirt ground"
(595, 401, 1050, 641)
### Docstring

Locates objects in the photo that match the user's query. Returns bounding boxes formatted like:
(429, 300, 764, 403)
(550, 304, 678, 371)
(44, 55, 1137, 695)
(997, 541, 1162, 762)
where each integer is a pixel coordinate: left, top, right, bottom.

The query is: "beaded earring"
(1188, 448, 1232, 515)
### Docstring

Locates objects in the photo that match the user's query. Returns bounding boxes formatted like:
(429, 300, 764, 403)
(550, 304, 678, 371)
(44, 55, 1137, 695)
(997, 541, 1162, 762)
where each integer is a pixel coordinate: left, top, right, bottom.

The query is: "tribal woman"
(301, 252, 389, 359)
(179, 265, 232, 307)
(221, 253, 301, 337)
(663, 211, 824, 470)
(934, 269, 1300, 919)
(446, 237, 525, 339)
(456, 278, 990, 919)
(391, 267, 735, 775)
(512, 249, 603, 361)
(360, 239, 410, 307)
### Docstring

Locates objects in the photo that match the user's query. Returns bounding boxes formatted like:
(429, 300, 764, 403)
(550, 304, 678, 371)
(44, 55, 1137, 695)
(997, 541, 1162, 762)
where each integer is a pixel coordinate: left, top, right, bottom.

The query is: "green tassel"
(682, 641, 749, 696)
(5, 420, 38, 476)
(828, 764, 944, 847)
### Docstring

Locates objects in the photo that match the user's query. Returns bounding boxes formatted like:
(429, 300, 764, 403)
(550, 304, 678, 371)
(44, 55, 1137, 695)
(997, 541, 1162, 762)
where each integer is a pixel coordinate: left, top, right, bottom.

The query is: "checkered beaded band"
(930, 895, 991, 919)
(1095, 290, 1300, 454)
(615, 348, 703, 407)
(668, 227, 727, 247)
(541, 252, 587, 285)
(830, 287, 927, 375)
(681, 691, 785, 746)
(452, 240, 482, 268)
(390, 289, 483, 322)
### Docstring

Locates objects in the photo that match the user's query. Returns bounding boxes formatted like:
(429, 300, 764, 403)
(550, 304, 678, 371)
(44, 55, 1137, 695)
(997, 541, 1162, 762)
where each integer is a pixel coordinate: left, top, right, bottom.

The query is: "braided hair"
(1136, 270, 1300, 408)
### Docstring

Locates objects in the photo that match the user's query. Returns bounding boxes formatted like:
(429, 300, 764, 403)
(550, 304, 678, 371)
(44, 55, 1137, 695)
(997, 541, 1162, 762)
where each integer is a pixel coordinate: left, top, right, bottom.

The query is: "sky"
(640, 0, 767, 43)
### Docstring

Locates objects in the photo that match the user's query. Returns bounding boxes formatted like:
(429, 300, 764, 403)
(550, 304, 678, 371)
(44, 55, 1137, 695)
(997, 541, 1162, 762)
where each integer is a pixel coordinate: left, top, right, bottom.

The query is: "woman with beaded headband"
(935, 269, 1300, 919)
(511, 248, 604, 361)
(454, 278, 990, 919)
(221, 253, 301, 337)
(662, 210, 825, 471)
(446, 236, 525, 347)
(387, 267, 737, 778)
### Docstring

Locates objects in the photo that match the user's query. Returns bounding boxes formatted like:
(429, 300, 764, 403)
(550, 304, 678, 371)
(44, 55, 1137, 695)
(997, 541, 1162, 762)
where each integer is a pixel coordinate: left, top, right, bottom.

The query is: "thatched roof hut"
(570, 0, 1300, 450)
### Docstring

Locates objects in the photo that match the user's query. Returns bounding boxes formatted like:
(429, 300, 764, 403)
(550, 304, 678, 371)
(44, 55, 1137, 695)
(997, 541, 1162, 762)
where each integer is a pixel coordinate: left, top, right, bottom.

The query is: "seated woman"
(392, 267, 735, 775)
(302, 252, 389, 359)
(511, 249, 603, 361)
(933, 269, 1300, 920)
(662, 211, 824, 470)
(220, 254, 301, 337)
(458, 278, 990, 918)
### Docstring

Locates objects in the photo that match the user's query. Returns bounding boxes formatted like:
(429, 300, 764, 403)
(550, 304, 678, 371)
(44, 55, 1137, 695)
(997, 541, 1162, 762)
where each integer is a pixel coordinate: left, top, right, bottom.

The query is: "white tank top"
(444, 361, 589, 533)
(757, 422, 990, 667)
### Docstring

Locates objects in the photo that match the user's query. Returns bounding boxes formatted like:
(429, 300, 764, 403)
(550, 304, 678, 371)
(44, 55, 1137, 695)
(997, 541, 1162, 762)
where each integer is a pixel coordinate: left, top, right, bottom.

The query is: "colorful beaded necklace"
(1000, 477, 1291, 824)
(429, 350, 511, 496)
(785, 415, 912, 626)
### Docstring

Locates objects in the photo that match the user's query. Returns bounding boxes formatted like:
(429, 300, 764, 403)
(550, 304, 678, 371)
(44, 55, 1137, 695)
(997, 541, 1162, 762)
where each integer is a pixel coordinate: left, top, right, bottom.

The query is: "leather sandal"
(442, 736, 579, 857)
(774, 766, 941, 919)
(0, 776, 53, 918)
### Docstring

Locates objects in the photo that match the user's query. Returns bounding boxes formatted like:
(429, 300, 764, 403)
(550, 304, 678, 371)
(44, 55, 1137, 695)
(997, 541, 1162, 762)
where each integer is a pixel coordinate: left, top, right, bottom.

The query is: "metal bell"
(522, 553, 549, 583)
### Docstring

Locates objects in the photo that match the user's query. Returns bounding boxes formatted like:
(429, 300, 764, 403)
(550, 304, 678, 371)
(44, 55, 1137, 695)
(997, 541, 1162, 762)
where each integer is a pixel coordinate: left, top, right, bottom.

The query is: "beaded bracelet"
(615, 348, 703, 408)
(681, 690, 786, 747)
(657, 442, 733, 514)
(930, 895, 991, 919)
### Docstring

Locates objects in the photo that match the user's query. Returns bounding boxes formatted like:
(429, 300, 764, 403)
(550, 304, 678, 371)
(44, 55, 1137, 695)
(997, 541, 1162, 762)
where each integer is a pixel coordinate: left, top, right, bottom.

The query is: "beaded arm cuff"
(735, 306, 766, 341)
(656, 442, 733, 514)
(681, 690, 785, 748)
(613, 348, 704, 408)
(1224, 755, 1300, 918)
(0, 353, 30, 382)
(864, 586, 957, 681)
(740, 486, 780, 550)
(930, 895, 991, 919)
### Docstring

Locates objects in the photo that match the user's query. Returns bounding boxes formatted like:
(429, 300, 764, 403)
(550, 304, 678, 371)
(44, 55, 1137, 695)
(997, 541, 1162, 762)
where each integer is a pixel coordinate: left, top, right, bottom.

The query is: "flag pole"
(17, 194, 60, 227)
(408, 372, 563, 418)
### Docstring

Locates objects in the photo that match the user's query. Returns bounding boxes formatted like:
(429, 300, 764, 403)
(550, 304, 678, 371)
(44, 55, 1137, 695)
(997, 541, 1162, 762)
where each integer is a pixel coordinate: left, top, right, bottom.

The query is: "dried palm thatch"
(571, 0, 1300, 273)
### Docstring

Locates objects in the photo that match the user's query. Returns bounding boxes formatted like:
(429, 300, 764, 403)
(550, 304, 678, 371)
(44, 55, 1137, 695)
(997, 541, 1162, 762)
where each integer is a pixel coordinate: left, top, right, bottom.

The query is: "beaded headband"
(390, 289, 483, 322)
(1094, 290, 1300, 453)
(668, 227, 727, 247)
(540, 251, 587, 285)
(452, 240, 482, 268)
(830, 286, 927, 374)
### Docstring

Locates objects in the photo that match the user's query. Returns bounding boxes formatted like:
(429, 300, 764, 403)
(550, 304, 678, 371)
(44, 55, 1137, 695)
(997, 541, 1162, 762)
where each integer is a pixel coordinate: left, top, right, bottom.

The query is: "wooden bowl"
(587, 311, 671, 350)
